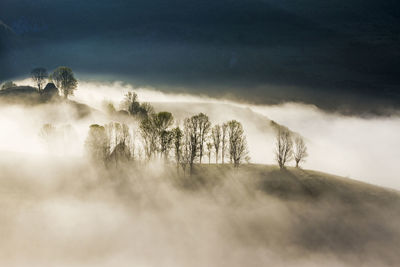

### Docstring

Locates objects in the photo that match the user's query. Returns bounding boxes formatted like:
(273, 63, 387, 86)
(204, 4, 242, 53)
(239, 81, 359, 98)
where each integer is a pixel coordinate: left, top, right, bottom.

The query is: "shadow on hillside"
(258, 168, 319, 200)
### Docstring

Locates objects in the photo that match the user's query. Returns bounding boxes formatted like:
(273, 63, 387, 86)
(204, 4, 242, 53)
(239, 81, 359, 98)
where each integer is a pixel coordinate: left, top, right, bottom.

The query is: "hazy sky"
(1, 0, 400, 115)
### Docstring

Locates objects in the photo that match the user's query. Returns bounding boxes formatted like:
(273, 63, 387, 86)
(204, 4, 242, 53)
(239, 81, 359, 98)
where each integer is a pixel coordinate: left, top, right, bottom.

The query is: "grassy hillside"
(0, 157, 399, 266)
(186, 164, 400, 265)
(192, 164, 400, 201)
(0, 85, 94, 118)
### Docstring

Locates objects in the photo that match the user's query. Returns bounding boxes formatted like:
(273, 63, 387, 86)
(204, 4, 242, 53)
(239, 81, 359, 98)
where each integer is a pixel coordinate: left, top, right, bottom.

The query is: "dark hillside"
(0, 85, 94, 118)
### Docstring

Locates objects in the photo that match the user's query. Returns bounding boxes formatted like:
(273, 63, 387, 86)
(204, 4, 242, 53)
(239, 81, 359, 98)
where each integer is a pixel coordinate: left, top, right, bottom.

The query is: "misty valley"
(0, 68, 400, 267)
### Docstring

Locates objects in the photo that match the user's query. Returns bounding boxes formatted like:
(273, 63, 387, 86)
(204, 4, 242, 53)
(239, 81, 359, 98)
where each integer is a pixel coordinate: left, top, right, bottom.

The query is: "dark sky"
(1, 0, 399, 115)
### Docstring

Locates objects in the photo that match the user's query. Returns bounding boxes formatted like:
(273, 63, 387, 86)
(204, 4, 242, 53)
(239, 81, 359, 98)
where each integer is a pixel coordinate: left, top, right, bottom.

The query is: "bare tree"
(197, 113, 211, 164)
(293, 136, 308, 168)
(221, 123, 228, 164)
(211, 124, 221, 164)
(140, 115, 158, 160)
(183, 115, 201, 175)
(160, 130, 173, 161)
(227, 120, 249, 167)
(180, 128, 192, 176)
(275, 127, 293, 169)
(51, 66, 77, 99)
(153, 112, 174, 159)
(172, 126, 183, 170)
(120, 91, 140, 114)
(120, 91, 154, 120)
(31, 67, 48, 92)
(206, 142, 212, 164)
(105, 122, 131, 166)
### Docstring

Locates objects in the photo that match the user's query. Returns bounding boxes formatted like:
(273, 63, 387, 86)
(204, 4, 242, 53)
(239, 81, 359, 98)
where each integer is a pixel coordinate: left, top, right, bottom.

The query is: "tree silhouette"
(140, 115, 158, 160)
(180, 126, 192, 176)
(51, 67, 77, 99)
(31, 67, 48, 92)
(172, 126, 183, 170)
(183, 114, 201, 175)
(221, 123, 228, 164)
(275, 127, 293, 169)
(227, 120, 249, 167)
(206, 142, 212, 164)
(120, 91, 154, 119)
(211, 124, 221, 164)
(293, 136, 308, 168)
(197, 113, 211, 164)
(160, 130, 173, 160)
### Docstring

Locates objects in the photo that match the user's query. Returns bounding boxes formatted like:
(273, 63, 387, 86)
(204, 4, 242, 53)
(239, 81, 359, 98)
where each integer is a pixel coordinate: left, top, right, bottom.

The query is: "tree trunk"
(189, 162, 193, 176)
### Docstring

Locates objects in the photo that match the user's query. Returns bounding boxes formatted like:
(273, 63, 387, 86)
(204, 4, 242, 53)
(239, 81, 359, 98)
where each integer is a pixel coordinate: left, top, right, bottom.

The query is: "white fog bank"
(6, 79, 400, 190)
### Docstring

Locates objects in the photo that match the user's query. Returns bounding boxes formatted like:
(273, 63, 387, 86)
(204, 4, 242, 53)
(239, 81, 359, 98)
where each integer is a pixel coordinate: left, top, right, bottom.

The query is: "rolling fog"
(0, 79, 400, 267)
(70, 79, 400, 189)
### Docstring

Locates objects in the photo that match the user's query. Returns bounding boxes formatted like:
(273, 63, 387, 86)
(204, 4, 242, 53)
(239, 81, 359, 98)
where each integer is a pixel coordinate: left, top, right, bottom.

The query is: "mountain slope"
(0, 159, 399, 266)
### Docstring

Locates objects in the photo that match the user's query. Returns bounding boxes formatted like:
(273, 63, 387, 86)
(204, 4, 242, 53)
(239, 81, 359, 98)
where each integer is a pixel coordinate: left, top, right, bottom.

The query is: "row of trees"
(37, 89, 308, 171)
(85, 92, 250, 175)
(31, 66, 78, 98)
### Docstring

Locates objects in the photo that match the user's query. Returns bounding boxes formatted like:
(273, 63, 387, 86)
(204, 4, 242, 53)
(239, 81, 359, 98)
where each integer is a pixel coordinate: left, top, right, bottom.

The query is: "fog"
(67, 79, 400, 189)
(0, 79, 400, 266)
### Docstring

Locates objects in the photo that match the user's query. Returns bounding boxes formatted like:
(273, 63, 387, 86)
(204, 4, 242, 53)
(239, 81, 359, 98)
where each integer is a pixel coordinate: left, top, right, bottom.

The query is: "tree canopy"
(51, 66, 78, 99)
(31, 67, 48, 92)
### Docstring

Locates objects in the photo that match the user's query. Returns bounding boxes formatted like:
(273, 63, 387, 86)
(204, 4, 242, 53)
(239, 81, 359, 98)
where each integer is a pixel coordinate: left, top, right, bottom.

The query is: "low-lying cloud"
(72, 79, 400, 189)
(0, 78, 400, 267)
(3, 78, 400, 189)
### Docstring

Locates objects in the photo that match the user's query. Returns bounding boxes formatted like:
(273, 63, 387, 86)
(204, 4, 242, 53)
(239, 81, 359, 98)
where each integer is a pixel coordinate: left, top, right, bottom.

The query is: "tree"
(140, 115, 158, 160)
(160, 130, 173, 160)
(275, 127, 293, 169)
(120, 91, 154, 119)
(120, 91, 140, 115)
(139, 102, 155, 118)
(51, 66, 78, 99)
(227, 120, 249, 167)
(106, 122, 131, 149)
(211, 124, 221, 164)
(153, 112, 174, 133)
(206, 142, 212, 164)
(85, 124, 110, 164)
(180, 127, 192, 176)
(1, 81, 16, 90)
(153, 112, 174, 159)
(197, 113, 211, 164)
(31, 67, 48, 92)
(183, 115, 201, 175)
(221, 123, 228, 164)
(293, 136, 308, 168)
(172, 127, 183, 169)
